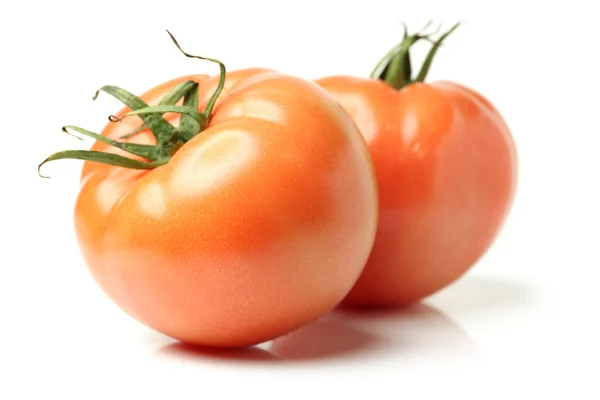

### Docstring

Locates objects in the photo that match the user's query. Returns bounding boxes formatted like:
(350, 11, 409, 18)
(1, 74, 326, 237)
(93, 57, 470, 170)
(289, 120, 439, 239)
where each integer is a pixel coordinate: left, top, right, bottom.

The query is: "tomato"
(40, 35, 378, 347)
(316, 23, 518, 306)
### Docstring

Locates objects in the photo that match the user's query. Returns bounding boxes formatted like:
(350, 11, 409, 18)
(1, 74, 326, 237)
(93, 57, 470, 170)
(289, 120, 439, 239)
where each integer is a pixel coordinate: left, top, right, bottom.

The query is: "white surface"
(2, 1, 599, 398)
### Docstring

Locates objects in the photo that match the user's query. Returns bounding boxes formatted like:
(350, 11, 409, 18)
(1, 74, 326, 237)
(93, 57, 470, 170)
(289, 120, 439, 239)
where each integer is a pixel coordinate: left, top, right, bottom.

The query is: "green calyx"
(371, 21, 461, 90)
(38, 30, 226, 178)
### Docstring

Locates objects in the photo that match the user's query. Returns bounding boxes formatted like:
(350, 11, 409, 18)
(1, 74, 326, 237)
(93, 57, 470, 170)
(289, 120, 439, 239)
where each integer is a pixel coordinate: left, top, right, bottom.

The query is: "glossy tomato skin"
(75, 70, 378, 347)
(316, 76, 517, 306)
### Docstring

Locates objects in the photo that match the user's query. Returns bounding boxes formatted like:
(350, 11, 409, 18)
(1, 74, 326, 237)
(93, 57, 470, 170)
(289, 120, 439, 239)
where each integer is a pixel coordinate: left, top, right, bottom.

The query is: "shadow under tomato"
(158, 342, 282, 363)
(267, 315, 379, 361)
(331, 302, 481, 360)
(155, 316, 377, 364)
(266, 302, 483, 362)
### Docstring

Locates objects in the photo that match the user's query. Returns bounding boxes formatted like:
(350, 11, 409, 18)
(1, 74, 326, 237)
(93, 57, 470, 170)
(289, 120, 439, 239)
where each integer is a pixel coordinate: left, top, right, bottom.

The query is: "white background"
(2, 1, 599, 398)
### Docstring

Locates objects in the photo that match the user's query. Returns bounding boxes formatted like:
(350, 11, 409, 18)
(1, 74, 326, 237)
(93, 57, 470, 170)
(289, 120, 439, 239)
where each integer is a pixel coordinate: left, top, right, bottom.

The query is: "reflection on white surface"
(266, 303, 482, 364)
(325, 303, 481, 362)
(156, 304, 482, 364)
(155, 275, 536, 365)
(428, 274, 534, 314)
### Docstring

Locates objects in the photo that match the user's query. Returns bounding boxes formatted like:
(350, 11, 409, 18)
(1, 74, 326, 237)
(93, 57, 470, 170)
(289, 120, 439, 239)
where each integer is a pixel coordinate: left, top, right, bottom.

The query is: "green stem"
(94, 85, 175, 142)
(179, 82, 201, 140)
(119, 105, 206, 126)
(159, 80, 199, 106)
(379, 37, 418, 89)
(39, 31, 229, 178)
(371, 21, 461, 90)
(119, 80, 199, 139)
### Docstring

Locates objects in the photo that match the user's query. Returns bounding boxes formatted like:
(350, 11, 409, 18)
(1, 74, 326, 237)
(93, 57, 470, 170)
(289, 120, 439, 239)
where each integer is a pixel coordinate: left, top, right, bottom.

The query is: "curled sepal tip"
(166, 30, 226, 118)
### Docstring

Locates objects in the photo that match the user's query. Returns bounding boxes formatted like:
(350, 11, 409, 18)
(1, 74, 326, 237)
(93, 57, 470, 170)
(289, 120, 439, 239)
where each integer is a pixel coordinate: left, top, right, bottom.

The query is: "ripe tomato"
(316, 23, 518, 306)
(40, 36, 378, 347)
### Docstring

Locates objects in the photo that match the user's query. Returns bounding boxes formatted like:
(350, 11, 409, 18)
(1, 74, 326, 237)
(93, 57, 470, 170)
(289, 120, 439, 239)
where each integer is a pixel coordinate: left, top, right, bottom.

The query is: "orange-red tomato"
(316, 29, 517, 306)
(70, 69, 378, 347)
